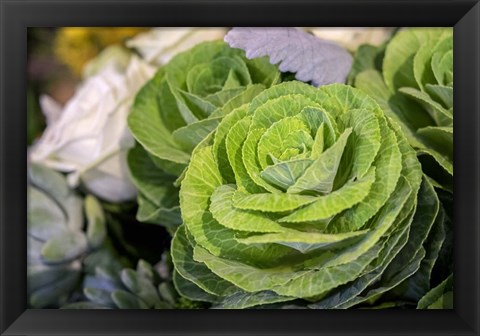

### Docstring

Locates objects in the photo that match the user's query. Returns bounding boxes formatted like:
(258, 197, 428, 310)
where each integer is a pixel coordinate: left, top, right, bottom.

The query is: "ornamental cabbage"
(351, 28, 453, 191)
(128, 40, 281, 176)
(127, 41, 280, 229)
(171, 81, 445, 308)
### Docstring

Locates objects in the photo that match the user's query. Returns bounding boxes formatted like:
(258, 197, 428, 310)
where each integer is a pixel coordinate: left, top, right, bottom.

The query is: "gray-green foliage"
(62, 256, 197, 309)
(127, 40, 280, 230)
(28, 163, 107, 308)
(350, 28, 453, 192)
(170, 81, 446, 308)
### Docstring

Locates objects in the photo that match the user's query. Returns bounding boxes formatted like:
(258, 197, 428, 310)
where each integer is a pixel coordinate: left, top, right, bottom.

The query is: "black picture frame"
(1, 0, 479, 335)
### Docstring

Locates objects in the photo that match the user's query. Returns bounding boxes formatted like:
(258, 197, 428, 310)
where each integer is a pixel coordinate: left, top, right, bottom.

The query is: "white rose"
(30, 55, 156, 202)
(82, 44, 131, 79)
(307, 27, 394, 51)
(126, 27, 227, 66)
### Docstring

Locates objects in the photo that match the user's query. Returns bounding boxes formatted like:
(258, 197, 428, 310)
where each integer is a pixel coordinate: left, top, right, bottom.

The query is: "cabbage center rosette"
(128, 40, 280, 177)
(171, 81, 435, 308)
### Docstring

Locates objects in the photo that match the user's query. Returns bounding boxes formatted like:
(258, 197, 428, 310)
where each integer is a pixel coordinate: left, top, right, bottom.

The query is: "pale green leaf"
(417, 274, 453, 309)
(128, 69, 190, 165)
(354, 69, 433, 149)
(225, 115, 265, 193)
(41, 230, 88, 264)
(237, 229, 369, 254)
(120, 268, 160, 308)
(242, 129, 282, 193)
(181, 146, 294, 267)
(172, 270, 220, 303)
(112, 290, 149, 309)
(214, 290, 294, 309)
(288, 128, 351, 194)
(383, 28, 451, 92)
(172, 117, 221, 153)
(232, 190, 316, 213)
(212, 105, 249, 183)
(279, 167, 375, 224)
(171, 225, 237, 297)
(85, 195, 106, 249)
(260, 159, 313, 191)
(210, 184, 288, 233)
(399, 87, 452, 126)
(425, 84, 453, 109)
(257, 116, 310, 169)
(28, 186, 68, 242)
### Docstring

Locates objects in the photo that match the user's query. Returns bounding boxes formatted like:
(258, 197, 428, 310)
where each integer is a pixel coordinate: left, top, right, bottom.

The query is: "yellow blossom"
(54, 27, 147, 75)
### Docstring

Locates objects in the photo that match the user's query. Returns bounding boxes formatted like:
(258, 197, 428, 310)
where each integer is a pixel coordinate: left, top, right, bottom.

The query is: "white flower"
(308, 27, 394, 51)
(82, 44, 131, 79)
(30, 55, 156, 202)
(126, 27, 227, 66)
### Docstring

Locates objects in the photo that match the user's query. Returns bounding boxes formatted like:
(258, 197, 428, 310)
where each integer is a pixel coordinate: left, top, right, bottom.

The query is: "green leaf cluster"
(169, 81, 447, 308)
(350, 28, 453, 192)
(28, 164, 107, 308)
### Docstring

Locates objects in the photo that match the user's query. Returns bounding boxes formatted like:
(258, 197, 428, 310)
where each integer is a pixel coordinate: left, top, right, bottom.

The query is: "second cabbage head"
(352, 28, 453, 192)
(128, 40, 281, 176)
(127, 41, 280, 229)
(171, 81, 444, 308)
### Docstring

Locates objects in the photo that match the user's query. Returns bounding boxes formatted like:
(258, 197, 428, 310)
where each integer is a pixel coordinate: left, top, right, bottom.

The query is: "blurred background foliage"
(27, 28, 176, 308)
(27, 27, 147, 145)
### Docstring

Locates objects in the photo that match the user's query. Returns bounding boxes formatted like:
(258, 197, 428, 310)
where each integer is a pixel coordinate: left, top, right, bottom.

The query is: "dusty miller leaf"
(224, 27, 353, 86)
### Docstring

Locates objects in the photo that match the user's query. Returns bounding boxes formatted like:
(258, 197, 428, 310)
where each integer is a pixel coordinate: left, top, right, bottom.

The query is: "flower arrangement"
(27, 27, 453, 309)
